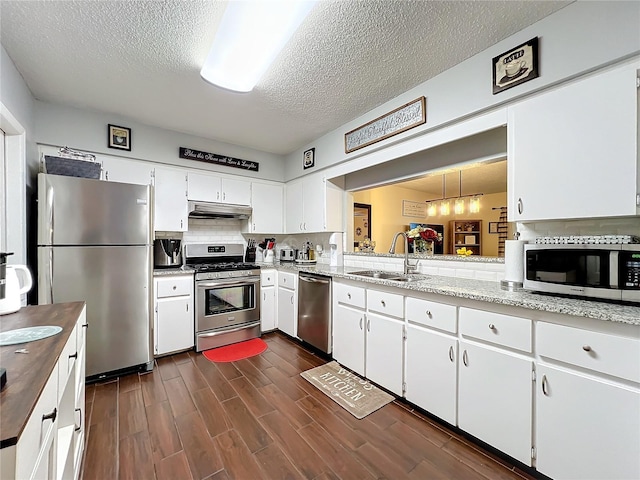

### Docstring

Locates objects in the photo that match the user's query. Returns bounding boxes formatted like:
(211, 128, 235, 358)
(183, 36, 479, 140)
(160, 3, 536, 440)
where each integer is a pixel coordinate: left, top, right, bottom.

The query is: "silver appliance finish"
(154, 238, 183, 267)
(37, 173, 153, 378)
(188, 201, 252, 220)
(297, 272, 332, 354)
(185, 243, 261, 352)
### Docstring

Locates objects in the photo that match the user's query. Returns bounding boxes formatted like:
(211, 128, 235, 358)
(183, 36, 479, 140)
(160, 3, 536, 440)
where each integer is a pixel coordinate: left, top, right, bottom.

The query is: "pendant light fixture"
(200, 0, 317, 93)
(425, 170, 483, 216)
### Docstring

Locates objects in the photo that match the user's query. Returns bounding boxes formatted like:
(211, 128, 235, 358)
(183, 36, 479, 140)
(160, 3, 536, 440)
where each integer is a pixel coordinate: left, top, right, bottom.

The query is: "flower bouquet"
(406, 226, 442, 254)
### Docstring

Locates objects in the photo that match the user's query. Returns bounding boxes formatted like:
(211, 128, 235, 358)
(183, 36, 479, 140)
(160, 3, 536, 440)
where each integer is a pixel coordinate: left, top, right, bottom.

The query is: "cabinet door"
(222, 178, 251, 205)
(277, 287, 297, 338)
(365, 312, 404, 396)
(536, 364, 640, 480)
(103, 157, 153, 185)
(260, 285, 276, 332)
(508, 63, 639, 221)
(302, 176, 325, 232)
(187, 172, 221, 202)
(406, 324, 457, 425)
(250, 183, 283, 234)
(154, 168, 188, 231)
(332, 303, 366, 376)
(285, 180, 304, 233)
(458, 341, 533, 466)
(156, 297, 193, 355)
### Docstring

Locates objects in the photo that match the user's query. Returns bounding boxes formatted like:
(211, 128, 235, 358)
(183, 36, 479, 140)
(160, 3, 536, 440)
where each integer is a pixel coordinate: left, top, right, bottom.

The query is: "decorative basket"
(43, 155, 101, 179)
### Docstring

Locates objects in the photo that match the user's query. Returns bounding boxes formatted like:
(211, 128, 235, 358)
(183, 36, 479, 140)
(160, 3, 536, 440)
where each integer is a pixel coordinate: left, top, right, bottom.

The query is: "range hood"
(188, 201, 252, 219)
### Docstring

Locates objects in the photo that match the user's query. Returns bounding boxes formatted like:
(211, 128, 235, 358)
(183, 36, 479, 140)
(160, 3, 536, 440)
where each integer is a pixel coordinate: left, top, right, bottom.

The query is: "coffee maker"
(153, 239, 183, 268)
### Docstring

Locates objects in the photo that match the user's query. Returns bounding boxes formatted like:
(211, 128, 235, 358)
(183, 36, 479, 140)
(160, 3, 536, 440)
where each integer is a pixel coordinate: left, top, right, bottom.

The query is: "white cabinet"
(154, 167, 188, 232)
(332, 282, 366, 376)
(247, 183, 284, 234)
(260, 269, 277, 332)
(154, 275, 194, 356)
(508, 61, 639, 221)
(405, 297, 458, 425)
(102, 157, 153, 185)
(365, 289, 404, 396)
(535, 321, 640, 480)
(458, 307, 533, 466)
(277, 271, 298, 338)
(285, 175, 343, 233)
(187, 172, 251, 205)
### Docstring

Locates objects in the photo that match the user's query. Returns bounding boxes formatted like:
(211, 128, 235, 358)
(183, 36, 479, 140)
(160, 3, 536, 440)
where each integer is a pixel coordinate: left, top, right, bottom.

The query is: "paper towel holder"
(500, 279, 523, 291)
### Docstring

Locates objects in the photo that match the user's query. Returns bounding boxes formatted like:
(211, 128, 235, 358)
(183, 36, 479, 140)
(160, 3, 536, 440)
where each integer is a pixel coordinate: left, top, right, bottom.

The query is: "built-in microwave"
(523, 244, 640, 303)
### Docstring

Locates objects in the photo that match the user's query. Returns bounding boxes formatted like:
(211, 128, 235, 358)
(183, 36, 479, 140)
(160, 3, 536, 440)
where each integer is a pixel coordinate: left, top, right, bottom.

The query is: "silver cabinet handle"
(290, 295, 294, 304)
(366, 319, 371, 332)
(462, 350, 468, 367)
(426, 310, 432, 318)
(263, 292, 266, 301)
(223, 192, 226, 201)
(489, 323, 496, 331)
(448, 345, 454, 362)
(541, 374, 549, 396)
(517, 197, 523, 214)
(582, 345, 592, 352)
(359, 317, 363, 330)
(381, 300, 386, 307)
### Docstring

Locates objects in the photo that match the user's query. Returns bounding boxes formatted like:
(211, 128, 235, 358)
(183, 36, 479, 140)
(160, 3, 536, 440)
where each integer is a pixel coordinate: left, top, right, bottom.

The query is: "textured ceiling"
(0, 1, 570, 155)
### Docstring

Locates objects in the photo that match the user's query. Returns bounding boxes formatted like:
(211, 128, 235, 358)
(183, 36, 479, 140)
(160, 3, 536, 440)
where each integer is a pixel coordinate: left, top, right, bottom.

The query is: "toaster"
(280, 248, 296, 262)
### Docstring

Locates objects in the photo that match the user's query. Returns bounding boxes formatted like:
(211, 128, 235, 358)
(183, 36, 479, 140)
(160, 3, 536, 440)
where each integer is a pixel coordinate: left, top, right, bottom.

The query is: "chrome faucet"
(389, 231, 416, 274)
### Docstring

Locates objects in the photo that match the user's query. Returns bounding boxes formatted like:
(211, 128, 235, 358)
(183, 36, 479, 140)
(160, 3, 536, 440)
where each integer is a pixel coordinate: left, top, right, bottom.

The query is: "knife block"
(245, 247, 256, 263)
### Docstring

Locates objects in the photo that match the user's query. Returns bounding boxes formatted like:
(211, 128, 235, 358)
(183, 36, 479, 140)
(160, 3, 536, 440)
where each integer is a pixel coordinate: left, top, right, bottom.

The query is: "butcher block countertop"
(0, 302, 85, 448)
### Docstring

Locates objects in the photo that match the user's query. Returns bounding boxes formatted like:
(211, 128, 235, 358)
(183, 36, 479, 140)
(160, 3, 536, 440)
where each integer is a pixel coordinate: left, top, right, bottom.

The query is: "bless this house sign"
(179, 147, 259, 172)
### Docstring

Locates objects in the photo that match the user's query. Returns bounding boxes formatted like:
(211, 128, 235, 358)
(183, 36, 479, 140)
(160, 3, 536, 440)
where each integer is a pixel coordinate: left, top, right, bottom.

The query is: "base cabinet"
(277, 272, 297, 338)
(365, 311, 404, 396)
(458, 341, 533, 466)
(154, 275, 194, 356)
(260, 269, 277, 332)
(332, 304, 366, 376)
(536, 364, 640, 480)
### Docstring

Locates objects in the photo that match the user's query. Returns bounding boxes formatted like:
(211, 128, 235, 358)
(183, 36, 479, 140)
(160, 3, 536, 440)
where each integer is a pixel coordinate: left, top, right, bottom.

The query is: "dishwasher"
(297, 272, 332, 354)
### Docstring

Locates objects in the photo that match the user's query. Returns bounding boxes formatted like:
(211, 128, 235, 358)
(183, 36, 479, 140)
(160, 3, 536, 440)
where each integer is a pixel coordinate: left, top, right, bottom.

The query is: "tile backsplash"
(517, 217, 640, 242)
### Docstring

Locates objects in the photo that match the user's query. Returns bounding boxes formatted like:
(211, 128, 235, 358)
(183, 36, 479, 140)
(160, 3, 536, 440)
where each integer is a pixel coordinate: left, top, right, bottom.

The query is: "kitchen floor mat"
(300, 361, 394, 419)
(203, 338, 268, 363)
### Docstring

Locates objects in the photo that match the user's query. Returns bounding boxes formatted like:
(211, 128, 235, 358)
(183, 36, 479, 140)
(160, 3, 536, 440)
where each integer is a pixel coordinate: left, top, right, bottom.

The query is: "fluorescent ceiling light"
(201, 0, 316, 93)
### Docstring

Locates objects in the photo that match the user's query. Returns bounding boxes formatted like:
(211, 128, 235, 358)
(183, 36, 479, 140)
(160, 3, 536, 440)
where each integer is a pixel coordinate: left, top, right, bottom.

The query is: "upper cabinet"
(285, 174, 344, 233)
(508, 61, 639, 222)
(102, 157, 153, 185)
(187, 172, 251, 205)
(154, 167, 188, 231)
(248, 182, 284, 234)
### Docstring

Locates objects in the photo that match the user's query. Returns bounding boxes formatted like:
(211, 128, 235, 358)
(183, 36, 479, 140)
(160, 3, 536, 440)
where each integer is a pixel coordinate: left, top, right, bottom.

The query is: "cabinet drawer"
(15, 363, 59, 480)
(460, 308, 532, 353)
(334, 282, 365, 309)
(278, 271, 297, 289)
(156, 276, 192, 298)
(367, 289, 403, 319)
(406, 297, 457, 333)
(537, 322, 640, 383)
(261, 269, 276, 286)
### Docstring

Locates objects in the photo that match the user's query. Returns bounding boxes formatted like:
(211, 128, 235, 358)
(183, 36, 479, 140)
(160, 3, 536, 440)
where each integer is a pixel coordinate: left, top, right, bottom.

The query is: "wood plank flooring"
(81, 332, 538, 480)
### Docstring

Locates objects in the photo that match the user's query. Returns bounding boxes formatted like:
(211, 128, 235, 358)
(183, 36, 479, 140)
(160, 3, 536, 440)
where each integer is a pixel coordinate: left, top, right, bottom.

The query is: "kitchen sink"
(348, 270, 429, 282)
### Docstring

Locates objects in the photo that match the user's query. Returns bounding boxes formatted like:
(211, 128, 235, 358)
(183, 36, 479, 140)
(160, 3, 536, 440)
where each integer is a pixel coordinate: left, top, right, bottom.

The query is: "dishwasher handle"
(299, 275, 331, 285)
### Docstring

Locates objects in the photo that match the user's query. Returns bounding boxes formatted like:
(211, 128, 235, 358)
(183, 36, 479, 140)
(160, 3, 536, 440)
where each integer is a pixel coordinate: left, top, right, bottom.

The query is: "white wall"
(35, 101, 286, 182)
(0, 45, 36, 266)
(285, 1, 640, 181)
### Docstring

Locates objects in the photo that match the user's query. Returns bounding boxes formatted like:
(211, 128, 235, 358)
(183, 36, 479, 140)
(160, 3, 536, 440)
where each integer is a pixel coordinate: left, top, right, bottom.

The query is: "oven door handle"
(199, 321, 261, 337)
(197, 278, 260, 288)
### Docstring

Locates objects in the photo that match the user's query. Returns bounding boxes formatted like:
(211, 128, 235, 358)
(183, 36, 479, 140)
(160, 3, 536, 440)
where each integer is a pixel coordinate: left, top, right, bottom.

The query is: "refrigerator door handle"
(49, 248, 54, 303)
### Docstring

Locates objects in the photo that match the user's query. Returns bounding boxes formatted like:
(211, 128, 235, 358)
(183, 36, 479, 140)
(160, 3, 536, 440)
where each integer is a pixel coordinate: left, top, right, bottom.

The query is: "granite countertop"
(346, 252, 505, 263)
(153, 266, 195, 276)
(261, 262, 640, 326)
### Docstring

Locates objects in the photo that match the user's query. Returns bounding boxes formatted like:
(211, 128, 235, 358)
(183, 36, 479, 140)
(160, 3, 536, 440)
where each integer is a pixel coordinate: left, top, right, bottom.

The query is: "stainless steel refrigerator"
(37, 173, 153, 379)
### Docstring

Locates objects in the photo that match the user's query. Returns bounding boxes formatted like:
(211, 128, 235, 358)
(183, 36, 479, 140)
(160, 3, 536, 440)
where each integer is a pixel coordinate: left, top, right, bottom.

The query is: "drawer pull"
(381, 300, 386, 307)
(582, 345, 592, 352)
(542, 375, 549, 396)
(74, 408, 83, 432)
(172, 285, 177, 290)
(359, 317, 363, 330)
(448, 346, 454, 362)
(488, 323, 496, 331)
(347, 293, 351, 299)
(426, 310, 432, 318)
(42, 407, 57, 423)
(462, 350, 468, 367)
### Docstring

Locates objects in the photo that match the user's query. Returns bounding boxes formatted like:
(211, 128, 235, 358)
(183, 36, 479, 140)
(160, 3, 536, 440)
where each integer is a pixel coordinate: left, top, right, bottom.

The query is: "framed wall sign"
(345, 97, 426, 153)
(492, 37, 539, 95)
(108, 124, 131, 151)
(303, 148, 315, 169)
(402, 200, 427, 218)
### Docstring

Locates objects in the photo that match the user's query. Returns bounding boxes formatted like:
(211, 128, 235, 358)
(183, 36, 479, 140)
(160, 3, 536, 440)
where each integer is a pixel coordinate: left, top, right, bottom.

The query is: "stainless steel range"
(185, 243, 261, 352)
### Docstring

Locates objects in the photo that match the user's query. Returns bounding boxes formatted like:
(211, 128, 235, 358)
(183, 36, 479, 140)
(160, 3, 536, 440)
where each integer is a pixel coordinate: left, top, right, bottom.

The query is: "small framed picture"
(492, 37, 539, 95)
(303, 148, 315, 169)
(489, 222, 500, 234)
(108, 124, 131, 151)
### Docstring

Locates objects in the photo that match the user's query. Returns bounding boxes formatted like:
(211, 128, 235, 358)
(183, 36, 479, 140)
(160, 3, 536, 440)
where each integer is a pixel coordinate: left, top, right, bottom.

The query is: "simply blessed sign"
(179, 147, 259, 172)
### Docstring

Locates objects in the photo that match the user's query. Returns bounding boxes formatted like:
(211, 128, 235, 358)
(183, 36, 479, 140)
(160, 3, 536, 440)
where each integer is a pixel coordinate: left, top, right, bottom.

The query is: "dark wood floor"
(81, 332, 536, 480)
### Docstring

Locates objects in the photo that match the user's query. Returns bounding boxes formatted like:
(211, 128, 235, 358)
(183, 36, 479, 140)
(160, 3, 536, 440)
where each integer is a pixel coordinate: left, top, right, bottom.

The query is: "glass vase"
(414, 238, 434, 254)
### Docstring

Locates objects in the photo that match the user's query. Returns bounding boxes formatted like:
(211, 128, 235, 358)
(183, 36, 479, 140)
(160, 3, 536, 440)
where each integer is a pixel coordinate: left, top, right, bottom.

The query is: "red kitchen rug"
(203, 338, 268, 363)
